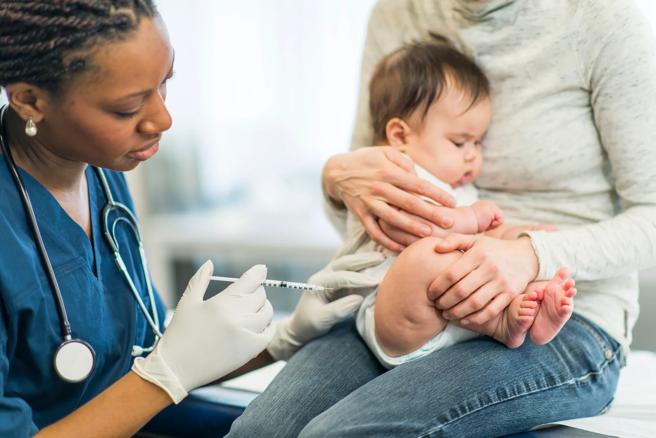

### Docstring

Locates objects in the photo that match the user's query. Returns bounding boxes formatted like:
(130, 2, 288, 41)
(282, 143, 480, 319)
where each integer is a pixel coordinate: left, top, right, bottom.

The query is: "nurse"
(0, 1, 368, 436)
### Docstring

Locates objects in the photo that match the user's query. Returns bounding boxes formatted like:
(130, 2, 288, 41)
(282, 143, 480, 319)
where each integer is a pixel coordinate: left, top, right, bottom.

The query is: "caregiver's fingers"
(384, 148, 456, 210)
(373, 179, 455, 229)
(358, 209, 405, 253)
(379, 219, 423, 247)
(427, 251, 482, 303)
(365, 195, 435, 241)
(460, 291, 513, 326)
(433, 263, 492, 311)
(434, 233, 478, 253)
(383, 147, 417, 173)
(442, 280, 503, 321)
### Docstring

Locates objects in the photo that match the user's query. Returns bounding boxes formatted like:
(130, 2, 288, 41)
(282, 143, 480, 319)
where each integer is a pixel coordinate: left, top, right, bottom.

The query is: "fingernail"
(443, 217, 454, 228)
(421, 225, 432, 236)
(443, 313, 452, 320)
(461, 319, 470, 325)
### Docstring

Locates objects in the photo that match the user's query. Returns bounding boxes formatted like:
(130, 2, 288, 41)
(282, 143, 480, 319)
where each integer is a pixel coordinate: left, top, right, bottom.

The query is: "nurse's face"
(26, 16, 174, 172)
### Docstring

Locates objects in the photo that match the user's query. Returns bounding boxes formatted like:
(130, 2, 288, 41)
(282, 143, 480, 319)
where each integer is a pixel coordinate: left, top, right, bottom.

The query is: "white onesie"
(347, 165, 479, 368)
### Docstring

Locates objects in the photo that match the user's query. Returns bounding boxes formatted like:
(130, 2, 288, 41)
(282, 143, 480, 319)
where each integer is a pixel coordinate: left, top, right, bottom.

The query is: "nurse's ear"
(5, 83, 50, 124)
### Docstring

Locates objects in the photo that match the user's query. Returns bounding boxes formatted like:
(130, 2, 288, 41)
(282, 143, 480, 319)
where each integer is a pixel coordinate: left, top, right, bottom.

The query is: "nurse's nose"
(138, 92, 173, 135)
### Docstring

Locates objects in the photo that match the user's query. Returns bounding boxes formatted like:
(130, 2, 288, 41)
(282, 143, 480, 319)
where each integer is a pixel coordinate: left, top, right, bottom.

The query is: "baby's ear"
(385, 117, 413, 148)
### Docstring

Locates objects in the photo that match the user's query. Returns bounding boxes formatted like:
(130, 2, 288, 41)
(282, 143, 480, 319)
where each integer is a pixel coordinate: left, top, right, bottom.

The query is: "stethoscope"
(0, 106, 162, 383)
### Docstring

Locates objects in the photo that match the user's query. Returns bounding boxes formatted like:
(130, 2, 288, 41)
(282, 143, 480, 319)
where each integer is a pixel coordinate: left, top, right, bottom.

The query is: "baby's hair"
(0, 0, 157, 94)
(369, 33, 490, 143)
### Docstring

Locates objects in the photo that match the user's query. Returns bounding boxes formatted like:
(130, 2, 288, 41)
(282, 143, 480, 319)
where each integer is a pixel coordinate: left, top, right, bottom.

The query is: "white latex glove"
(267, 251, 386, 361)
(132, 261, 274, 403)
(307, 251, 386, 298)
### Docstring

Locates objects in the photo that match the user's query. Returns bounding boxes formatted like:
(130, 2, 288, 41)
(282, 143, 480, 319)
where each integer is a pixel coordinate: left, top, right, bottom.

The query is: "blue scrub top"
(0, 156, 166, 436)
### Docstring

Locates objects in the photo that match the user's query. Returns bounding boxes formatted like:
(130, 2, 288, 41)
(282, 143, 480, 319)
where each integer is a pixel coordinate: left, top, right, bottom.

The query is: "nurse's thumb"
(323, 295, 364, 321)
(183, 260, 214, 303)
(224, 264, 267, 296)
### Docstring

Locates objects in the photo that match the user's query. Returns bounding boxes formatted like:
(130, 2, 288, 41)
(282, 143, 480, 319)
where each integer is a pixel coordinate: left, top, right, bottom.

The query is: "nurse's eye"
(114, 110, 140, 119)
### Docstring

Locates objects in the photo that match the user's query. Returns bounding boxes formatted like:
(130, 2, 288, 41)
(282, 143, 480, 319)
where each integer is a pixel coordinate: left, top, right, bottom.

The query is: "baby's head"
(369, 34, 491, 187)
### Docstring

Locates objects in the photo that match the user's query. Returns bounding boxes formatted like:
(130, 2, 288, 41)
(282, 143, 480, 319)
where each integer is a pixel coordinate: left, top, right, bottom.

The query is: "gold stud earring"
(25, 117, 38, 137)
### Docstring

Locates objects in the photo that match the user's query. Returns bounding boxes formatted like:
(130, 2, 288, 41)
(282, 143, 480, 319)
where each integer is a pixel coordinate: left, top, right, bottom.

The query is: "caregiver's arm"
(521, 3, 656, 282)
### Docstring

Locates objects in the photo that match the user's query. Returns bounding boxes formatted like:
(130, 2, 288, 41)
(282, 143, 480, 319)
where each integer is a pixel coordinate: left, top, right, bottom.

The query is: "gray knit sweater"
(330, 0, 656, 352)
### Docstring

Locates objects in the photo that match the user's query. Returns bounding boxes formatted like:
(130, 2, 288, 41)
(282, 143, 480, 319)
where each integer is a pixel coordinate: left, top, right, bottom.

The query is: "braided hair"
(0, 0, 157, 94)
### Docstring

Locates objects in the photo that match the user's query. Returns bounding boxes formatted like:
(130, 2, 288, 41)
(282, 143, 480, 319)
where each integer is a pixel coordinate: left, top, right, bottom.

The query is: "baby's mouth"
(460, 171, 474, 185)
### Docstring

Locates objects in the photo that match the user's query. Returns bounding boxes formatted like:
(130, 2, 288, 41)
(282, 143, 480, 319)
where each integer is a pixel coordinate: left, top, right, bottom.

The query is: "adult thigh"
(300, 314, 622, 438)
(227, 319, 384, 437)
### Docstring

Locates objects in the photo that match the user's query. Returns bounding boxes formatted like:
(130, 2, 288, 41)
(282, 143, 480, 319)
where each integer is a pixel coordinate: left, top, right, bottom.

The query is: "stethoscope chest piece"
(53, 339, 95, 383)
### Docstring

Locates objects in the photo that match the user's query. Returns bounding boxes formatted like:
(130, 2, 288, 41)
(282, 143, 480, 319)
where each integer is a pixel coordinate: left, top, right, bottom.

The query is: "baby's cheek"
(472, 155, 484, 179)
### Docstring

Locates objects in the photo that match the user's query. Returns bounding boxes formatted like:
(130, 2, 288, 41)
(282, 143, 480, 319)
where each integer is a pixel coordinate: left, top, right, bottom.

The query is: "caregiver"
(229, 0, 656, 436)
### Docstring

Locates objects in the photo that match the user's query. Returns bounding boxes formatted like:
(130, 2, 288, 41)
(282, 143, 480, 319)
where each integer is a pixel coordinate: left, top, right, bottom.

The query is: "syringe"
(210, 276, 331, 292)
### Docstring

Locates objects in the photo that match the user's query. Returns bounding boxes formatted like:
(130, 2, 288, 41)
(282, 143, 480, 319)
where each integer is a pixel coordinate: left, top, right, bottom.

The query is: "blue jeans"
(228, 313, 622, 437)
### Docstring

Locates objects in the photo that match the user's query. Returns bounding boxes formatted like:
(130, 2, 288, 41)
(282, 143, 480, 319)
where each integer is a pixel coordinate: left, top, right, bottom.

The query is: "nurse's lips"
(127, 139, 160, 161)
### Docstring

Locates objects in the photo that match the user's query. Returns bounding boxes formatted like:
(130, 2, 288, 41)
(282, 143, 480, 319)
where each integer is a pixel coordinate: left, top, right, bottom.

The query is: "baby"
(329, 35, 577, 368)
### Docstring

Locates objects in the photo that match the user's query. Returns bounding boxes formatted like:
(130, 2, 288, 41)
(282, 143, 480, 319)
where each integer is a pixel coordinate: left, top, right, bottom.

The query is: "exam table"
(139, 350, 656, 437)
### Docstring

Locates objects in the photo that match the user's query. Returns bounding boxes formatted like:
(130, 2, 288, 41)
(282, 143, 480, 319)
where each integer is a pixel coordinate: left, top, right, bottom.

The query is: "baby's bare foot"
(493, 290, 540, 349)
(529, 268, 576, 345)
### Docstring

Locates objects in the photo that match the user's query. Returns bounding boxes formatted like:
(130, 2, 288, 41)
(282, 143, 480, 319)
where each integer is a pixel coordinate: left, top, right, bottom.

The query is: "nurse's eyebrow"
(117, 53, 176, 100)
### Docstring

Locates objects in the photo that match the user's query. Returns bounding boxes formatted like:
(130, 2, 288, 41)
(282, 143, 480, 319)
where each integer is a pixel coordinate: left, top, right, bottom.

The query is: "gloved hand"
(132, 261, 274, 403)
(308, 251, 387, 299)
(267, 251, 385, 361)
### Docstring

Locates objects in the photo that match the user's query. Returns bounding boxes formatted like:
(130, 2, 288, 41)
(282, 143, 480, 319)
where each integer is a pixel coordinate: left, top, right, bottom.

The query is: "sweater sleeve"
(526, 1, 656, 281)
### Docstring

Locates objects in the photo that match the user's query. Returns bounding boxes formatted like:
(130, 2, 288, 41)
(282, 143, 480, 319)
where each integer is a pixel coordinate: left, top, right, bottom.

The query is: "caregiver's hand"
(380, 209, 449, 247)
(267, 251, 385, 360)
(322, 147, 456, 252)
(427, 234, 539, 325)
(132, 261, 274, 404)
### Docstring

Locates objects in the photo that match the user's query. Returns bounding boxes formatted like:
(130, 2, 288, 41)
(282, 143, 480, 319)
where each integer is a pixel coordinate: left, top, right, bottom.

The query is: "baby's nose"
(465, 151, 477, 161)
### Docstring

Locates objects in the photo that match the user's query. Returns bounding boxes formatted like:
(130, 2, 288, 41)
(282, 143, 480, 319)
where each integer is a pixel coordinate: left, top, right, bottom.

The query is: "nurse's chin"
(105, 157, 145, 172)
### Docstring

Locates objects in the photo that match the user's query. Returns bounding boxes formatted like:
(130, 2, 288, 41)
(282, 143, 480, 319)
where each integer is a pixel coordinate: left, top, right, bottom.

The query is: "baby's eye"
(451, 141, 464, 148)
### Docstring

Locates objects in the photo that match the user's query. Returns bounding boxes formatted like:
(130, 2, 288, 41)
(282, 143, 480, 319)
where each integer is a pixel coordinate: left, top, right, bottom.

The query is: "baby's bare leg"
(375, 237, 462, 357)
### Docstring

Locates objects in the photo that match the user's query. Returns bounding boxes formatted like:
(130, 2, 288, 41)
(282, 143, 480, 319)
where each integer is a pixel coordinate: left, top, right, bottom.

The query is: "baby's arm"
(418, 199, 503, 235)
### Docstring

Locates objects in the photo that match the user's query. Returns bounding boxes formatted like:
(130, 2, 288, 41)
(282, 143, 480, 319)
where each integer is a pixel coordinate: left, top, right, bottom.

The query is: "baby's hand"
(471, 200, 504, 232)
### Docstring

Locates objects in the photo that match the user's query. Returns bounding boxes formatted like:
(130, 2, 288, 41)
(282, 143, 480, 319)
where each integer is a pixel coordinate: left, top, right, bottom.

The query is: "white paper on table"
(539, 350, 656, 438)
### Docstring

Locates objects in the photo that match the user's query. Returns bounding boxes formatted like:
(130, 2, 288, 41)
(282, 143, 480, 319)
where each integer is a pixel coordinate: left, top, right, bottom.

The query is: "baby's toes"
(559, 297, 574, 314)
(564, 287, 577, 298)
(520, 299, 539, 309)
(525, 290, 540, 301)
(555, 267, 571, 281)
(519, 307, 538, 318)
